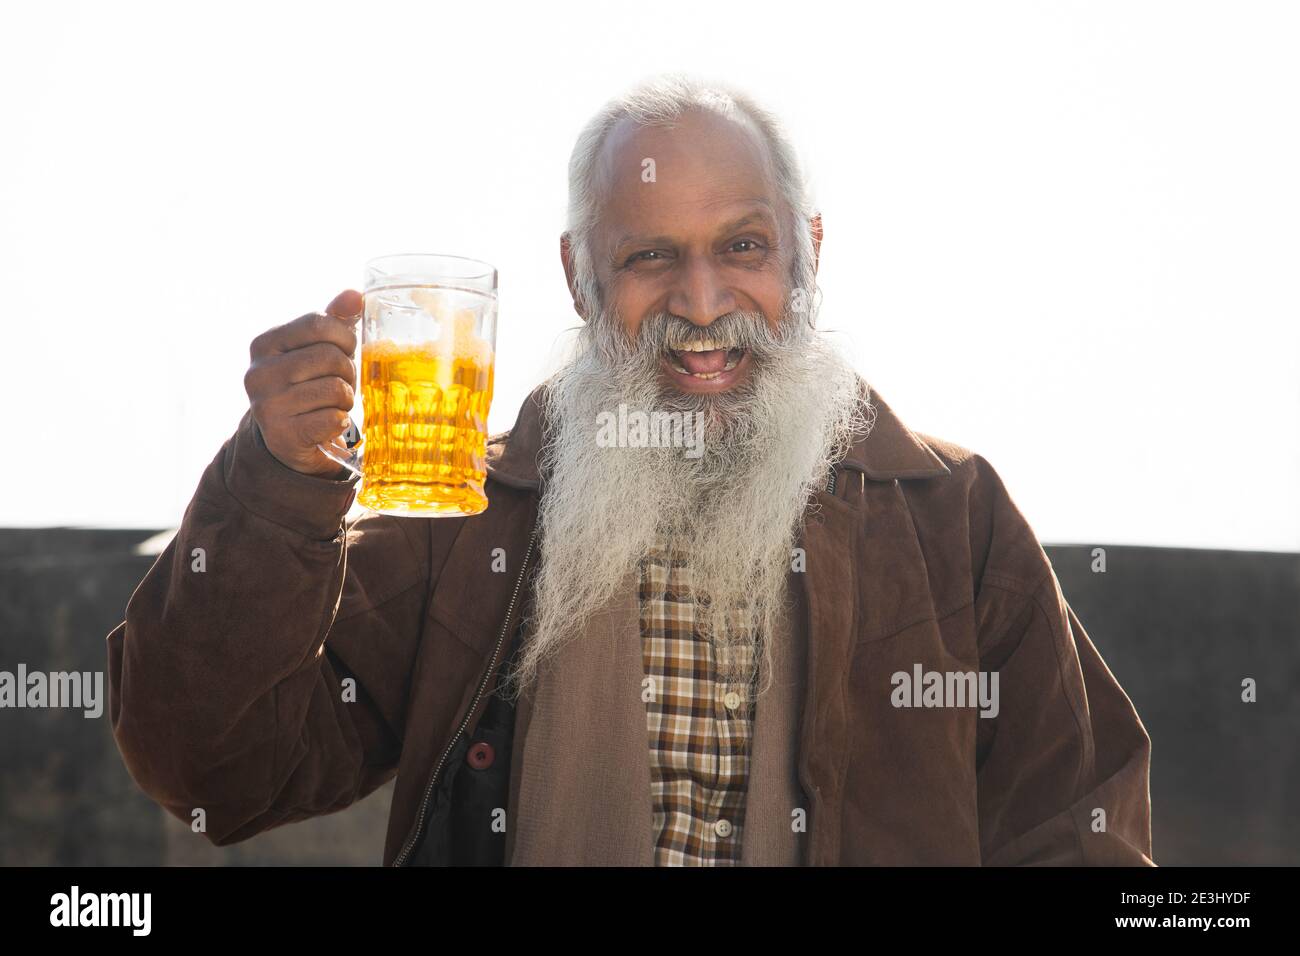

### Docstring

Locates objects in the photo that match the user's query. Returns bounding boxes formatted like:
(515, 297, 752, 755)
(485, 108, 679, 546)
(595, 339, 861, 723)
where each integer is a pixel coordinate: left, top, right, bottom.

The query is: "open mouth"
(666, 341, 748, 381)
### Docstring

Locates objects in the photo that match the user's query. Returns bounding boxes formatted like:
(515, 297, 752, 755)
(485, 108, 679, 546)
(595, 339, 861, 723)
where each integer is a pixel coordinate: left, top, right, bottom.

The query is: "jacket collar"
(485, 375, 950, 492)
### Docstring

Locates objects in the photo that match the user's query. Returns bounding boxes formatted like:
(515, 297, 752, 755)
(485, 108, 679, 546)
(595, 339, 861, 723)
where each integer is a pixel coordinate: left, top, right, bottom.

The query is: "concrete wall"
(1, 529, 1295, 865)
(1046, 544, 1299, 865)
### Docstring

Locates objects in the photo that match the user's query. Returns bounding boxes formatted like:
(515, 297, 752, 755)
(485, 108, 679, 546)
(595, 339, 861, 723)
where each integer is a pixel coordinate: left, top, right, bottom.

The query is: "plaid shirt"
(639, 537, 758, 866)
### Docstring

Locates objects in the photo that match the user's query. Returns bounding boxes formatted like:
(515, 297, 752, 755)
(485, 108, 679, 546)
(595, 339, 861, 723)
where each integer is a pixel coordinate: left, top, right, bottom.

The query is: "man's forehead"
(593, 110, 781, 228)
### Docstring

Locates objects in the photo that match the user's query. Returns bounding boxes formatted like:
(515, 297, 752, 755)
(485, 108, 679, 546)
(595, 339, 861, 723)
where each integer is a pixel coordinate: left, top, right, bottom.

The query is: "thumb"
(325, 289, 363, 319)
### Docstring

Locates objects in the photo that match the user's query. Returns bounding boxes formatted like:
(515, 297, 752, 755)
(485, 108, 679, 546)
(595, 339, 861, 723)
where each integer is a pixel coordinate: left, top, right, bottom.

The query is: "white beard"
(499, 300, 874, 703)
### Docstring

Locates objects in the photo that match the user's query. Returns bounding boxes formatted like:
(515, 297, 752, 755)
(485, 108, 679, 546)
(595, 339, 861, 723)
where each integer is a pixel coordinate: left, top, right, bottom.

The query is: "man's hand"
(244, 289, 363, 478)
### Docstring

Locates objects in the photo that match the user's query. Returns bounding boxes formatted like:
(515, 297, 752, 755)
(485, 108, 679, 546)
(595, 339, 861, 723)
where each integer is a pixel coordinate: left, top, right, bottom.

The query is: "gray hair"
(564, 72, 820, 324)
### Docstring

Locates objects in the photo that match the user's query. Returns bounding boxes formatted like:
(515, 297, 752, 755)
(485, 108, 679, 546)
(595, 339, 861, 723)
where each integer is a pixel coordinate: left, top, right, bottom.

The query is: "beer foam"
(410, 288, 449, 321)
(409, 291, 494, 364)
(362, 333, 493, 367)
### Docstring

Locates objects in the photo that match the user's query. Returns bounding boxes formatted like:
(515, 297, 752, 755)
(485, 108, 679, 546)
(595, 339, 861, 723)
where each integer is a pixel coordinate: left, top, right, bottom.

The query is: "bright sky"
(2, 1, 1296, 551)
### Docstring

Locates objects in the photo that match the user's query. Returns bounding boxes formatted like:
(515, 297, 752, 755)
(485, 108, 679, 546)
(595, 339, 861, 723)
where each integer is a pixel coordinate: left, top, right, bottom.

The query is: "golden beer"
(315, 257, 500, 517)
(357, 325, 494, 516)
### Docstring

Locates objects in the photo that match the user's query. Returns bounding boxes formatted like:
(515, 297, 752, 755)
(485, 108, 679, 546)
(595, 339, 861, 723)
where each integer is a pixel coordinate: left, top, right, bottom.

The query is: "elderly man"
(107, 74, 1153, 866)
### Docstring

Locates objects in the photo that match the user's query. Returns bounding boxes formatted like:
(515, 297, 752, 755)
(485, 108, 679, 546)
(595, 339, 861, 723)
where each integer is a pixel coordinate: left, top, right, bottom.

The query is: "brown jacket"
(107, 381, 1154, 866)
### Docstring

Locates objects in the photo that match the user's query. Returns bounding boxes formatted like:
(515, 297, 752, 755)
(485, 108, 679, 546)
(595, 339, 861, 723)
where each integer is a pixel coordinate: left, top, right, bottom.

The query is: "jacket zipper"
(393, 524, 539, 867)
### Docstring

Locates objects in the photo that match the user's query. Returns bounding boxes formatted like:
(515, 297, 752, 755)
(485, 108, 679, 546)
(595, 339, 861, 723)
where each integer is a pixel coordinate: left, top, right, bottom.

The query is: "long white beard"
(499, 302, 874, 702)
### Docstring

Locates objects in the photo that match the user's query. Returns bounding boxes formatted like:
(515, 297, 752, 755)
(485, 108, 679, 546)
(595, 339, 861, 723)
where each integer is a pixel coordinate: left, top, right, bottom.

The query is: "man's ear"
(810, 212, 823, 277)
(560, 232, 587, 321)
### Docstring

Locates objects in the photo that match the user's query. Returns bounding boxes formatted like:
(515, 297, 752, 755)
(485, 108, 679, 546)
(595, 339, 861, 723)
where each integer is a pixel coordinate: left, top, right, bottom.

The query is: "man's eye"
(627, 250, 667, 265)
(730, 240, 761, 253)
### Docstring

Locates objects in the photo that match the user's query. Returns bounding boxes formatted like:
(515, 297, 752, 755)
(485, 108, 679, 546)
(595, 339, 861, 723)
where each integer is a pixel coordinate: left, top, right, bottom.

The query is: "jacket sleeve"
(970, 459, 1154, 866)
(106, 410, 432, 846)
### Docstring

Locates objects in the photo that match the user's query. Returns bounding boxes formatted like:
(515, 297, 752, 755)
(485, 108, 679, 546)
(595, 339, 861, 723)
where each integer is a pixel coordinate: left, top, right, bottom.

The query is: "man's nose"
(665, 254, 736, 326)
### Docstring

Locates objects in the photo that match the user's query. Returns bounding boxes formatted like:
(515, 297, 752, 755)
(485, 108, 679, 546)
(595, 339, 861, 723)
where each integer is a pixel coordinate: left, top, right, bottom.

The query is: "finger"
(292, 407, 354, 447)
(273, 375, 356, 416)
(271, 341, 357, 387)
(252, 309, 358, 358)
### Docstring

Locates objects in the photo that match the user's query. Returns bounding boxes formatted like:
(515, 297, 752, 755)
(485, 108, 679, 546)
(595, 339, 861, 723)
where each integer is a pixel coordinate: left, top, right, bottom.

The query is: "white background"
(1, 0, 1296, 550)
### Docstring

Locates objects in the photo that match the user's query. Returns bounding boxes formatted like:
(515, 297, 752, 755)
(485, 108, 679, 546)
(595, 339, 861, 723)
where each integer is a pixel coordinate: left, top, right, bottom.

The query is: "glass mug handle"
(317, 417, 364, 478)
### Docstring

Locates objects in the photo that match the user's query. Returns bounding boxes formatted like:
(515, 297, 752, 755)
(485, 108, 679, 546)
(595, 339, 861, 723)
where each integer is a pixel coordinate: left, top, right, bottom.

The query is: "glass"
(319, 253, 498, 517)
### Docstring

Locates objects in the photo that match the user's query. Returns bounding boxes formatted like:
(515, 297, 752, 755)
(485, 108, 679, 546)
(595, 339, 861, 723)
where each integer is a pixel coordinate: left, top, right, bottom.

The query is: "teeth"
(677, 339, 731, 352)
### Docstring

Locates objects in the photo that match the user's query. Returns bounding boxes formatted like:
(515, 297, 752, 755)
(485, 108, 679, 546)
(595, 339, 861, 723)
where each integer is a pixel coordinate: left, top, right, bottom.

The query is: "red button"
(467, 741, 495, 770)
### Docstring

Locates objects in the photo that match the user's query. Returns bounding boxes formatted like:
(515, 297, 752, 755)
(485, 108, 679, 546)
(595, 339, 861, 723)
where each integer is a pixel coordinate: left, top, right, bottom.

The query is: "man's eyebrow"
(715, 210, 779, 234)
(612, 208, 779, 253)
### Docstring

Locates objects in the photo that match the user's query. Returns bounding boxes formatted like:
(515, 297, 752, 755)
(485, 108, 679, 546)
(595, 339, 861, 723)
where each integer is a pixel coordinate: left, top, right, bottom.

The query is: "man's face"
(576, 109, 800, 396)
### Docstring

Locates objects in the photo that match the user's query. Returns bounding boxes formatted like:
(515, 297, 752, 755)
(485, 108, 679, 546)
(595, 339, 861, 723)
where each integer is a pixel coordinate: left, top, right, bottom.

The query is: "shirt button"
(714, 818, 733, 838)
(723, 691, 742, 710)
(466, 741, 495, 770)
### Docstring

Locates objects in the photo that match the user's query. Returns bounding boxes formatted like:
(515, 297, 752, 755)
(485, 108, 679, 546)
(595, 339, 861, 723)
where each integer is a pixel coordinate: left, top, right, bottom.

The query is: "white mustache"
(637, 312, 782, 357)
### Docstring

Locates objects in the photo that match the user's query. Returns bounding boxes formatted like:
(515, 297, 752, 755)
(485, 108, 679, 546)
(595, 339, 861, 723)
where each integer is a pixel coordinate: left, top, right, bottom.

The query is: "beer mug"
(319, 254, 498, 517)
